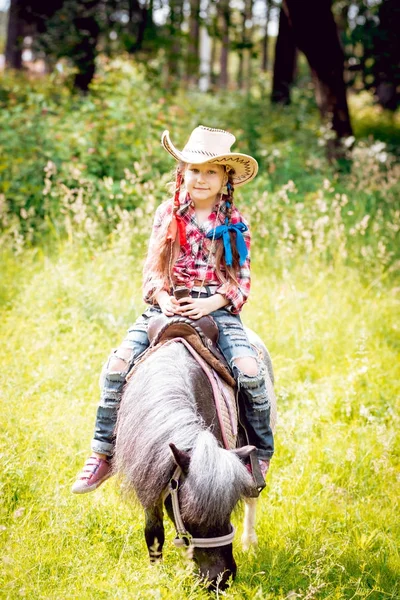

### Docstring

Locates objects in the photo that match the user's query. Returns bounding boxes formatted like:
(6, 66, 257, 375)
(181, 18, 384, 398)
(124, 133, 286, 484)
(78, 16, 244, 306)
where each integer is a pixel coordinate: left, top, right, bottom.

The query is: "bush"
(0, 57, 399, 277)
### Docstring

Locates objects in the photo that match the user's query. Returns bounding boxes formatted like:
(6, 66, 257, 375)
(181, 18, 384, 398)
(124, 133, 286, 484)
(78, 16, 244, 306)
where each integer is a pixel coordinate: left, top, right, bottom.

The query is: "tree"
(186, 0, 201, 86)
(218, 0, 230, 88)
(4, 0, 101, 91)
(5, 0, 26, 69)
(272, 0, 353, 143)
(261, 0, 271, 72)
(343, 0, 400, 111)
(167, 0, 184, 80)
(271, 4, 296, 104)
(237, 0, 254, 91)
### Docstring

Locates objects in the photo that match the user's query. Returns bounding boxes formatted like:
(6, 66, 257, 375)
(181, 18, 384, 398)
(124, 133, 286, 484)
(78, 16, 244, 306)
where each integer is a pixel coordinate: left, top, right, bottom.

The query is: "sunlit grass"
(1, 239, 399, 599)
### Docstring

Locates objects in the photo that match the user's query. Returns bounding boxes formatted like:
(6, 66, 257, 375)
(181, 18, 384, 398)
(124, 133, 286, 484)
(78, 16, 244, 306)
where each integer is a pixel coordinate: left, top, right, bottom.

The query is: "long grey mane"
(113, 342, 253, 526)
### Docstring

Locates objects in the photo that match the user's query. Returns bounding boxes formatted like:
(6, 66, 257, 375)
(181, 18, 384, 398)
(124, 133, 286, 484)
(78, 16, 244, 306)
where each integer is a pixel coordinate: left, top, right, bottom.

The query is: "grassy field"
(1, 59, 399, 598)
(0, 238, 399, 599)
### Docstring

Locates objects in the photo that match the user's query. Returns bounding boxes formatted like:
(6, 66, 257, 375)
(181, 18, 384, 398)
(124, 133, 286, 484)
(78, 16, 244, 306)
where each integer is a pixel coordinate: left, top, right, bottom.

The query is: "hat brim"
(161, 130, 258, 188)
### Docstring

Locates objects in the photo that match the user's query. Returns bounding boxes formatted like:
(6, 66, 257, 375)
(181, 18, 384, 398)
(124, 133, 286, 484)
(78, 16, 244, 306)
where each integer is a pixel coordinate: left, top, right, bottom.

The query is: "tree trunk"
(218, 0, 230, 89)
(283, 0, 353, 139)
(373, 0, 399, 110)
(168, 0, 184, 80)
(271, 4, 296, 104)
(210, 21, 218, 88)
(199, 25, 212, 91)
(127, 0, 149, 54)
(237, 6, 245, 90)
(244, 0, 253, 93)
(186, 0, 201, 86)
(261, 0, 270, 72)
(71, 0, 100, 92)
(238, 0, 253, 91)
(5, 0, 24, 69)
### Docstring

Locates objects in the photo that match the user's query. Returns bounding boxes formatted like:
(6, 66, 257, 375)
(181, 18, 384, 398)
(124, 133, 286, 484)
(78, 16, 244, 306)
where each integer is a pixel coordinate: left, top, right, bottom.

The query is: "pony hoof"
(241, 532, 258, 551)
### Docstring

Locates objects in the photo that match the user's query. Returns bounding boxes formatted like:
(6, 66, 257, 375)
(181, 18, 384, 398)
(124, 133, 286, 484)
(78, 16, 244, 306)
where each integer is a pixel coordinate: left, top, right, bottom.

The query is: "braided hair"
(214, 170, 242, 286)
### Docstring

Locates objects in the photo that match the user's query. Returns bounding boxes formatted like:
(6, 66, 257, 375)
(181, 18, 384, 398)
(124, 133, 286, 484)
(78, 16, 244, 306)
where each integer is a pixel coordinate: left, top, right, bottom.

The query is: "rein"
(163, 466, 236, 549)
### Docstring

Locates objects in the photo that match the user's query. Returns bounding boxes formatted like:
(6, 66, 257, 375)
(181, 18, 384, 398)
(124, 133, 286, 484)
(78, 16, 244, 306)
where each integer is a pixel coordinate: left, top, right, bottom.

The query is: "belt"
(193, 279, 217, 287)
(191, 285, 219, 295)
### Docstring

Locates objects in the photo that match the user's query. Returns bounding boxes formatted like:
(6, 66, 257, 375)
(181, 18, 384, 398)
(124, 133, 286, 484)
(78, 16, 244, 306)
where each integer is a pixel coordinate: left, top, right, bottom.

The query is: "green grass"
(1, 239, 399, 599)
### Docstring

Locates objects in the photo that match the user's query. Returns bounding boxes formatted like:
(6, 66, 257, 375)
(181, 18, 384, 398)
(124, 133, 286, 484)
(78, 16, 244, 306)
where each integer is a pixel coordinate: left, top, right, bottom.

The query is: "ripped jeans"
(91, 304, 274, 460)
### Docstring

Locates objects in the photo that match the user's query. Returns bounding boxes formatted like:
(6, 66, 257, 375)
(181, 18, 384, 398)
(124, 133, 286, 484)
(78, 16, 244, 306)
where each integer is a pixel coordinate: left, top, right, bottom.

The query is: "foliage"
(340, 0, 400, 110)
(1, 59, 399, 270)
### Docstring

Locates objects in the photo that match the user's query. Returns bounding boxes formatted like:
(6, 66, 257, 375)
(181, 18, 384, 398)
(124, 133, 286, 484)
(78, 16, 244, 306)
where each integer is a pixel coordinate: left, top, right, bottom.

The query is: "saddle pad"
(169, 338, 238, 450)
(127, 337, 238, 450)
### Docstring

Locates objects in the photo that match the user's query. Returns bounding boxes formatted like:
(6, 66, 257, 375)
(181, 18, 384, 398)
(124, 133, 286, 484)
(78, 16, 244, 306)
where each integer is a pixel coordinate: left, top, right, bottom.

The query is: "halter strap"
(163, 466, 236, 549)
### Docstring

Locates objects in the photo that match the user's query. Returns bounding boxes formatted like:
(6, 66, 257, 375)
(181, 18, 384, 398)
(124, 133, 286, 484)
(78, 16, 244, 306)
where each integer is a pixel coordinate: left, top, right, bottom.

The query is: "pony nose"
(201, 564, 237, 591)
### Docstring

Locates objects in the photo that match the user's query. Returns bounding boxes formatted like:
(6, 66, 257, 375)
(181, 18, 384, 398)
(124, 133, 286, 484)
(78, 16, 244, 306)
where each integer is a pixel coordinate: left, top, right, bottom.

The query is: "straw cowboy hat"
(161, 125, 258, 187)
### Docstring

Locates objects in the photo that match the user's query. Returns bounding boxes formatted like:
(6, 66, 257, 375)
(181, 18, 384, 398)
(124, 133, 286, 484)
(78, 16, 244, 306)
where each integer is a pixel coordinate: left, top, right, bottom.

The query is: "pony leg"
(241, 497, 258, 550)
(145, 502, 165, 564)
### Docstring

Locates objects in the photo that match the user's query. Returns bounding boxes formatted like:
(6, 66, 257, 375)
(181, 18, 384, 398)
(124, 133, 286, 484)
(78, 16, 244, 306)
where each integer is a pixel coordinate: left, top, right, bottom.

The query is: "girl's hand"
(157, 293, 181, 317)
(176, 296, 222, 320)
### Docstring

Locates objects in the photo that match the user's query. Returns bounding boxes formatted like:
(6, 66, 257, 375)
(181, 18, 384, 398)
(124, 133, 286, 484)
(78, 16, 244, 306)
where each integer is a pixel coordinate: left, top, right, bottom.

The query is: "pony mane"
(181, 431, 253, 528)
(114, 342, 208, 507)
(113, 342, 253, 521)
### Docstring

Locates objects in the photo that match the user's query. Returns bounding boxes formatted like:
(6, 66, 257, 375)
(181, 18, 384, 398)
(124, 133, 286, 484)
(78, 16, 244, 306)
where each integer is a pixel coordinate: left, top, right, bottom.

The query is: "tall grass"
(1, 235, 399, 599)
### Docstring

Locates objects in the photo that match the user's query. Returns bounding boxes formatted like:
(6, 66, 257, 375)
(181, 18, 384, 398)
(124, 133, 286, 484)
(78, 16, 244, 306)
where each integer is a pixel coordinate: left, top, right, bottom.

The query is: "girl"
(72, 125, 274, 494)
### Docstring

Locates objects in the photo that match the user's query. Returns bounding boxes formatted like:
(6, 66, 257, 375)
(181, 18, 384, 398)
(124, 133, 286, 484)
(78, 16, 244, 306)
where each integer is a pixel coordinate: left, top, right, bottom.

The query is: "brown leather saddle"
(147, 314, 236, 387)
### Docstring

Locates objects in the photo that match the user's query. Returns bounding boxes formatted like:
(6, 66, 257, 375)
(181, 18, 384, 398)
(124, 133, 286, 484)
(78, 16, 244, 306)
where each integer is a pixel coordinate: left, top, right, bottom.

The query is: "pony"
(113, 330, 276, 590)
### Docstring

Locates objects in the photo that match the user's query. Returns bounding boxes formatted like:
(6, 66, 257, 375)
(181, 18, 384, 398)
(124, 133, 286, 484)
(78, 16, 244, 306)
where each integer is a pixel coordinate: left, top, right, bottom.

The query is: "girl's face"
(184, 162, 226, 206)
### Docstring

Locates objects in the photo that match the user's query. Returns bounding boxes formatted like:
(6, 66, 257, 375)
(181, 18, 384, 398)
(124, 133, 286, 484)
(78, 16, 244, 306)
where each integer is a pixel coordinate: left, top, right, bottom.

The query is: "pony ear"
(169, 443, 191, 474)
(231, 445, 256, 461)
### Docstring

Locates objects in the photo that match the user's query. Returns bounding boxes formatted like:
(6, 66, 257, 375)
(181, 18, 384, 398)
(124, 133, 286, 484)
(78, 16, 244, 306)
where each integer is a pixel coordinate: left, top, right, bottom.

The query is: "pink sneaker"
(246, 458, 270, 480)
(259, 459, 270, 478)
(71, 455, 112, 494)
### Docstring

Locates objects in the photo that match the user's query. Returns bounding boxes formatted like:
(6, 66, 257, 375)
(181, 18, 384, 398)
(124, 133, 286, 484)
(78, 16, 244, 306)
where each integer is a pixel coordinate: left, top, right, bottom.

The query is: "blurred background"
(1, 0, 399, 108)
(0, 0, 399, 247)
(1, 2, 399, 599)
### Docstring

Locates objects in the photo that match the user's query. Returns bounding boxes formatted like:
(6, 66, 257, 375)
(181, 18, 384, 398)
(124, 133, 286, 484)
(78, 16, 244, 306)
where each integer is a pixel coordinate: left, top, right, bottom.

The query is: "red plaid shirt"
(143, 196, 251, 314)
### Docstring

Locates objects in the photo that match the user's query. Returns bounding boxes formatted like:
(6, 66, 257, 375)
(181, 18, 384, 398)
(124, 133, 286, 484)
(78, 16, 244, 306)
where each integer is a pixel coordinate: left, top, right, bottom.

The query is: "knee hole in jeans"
(233, 356, 259, 377)
(108, 346, 134, 373)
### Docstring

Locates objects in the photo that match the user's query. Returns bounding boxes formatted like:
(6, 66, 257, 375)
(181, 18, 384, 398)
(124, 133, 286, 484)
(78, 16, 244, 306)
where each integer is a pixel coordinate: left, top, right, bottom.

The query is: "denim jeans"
(91, 299, 274, 460)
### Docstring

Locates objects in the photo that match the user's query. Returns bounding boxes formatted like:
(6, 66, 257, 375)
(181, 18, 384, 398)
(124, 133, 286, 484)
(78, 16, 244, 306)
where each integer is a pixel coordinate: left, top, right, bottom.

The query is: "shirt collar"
(178, 193, 228, 224)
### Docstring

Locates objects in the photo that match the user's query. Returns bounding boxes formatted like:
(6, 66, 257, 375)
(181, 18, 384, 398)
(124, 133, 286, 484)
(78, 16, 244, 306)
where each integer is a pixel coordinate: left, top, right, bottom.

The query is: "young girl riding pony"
(72, 125, 274, 494)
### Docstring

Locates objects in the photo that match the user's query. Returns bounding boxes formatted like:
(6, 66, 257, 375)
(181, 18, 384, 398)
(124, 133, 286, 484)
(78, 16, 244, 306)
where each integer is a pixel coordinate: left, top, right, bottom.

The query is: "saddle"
(147, 315, 236, 387)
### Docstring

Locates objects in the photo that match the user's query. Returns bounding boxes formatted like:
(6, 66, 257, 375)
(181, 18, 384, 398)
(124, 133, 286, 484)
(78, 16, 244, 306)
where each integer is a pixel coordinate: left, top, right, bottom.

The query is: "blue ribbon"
(206, 220, 249, 267)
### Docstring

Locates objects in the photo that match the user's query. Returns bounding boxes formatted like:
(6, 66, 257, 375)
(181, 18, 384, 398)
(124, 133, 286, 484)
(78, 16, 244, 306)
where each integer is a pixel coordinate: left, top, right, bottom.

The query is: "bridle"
(163, 466, 236, 549)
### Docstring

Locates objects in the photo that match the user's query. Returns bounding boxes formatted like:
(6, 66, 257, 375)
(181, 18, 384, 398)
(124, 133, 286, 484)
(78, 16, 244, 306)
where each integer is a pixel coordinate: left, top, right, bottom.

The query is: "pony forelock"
(181, 431, 254, 528)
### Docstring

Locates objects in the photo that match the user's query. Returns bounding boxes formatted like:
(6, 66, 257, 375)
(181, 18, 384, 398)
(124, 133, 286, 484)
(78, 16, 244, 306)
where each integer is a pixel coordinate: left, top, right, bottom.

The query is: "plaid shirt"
(143, 195, 251, 314)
